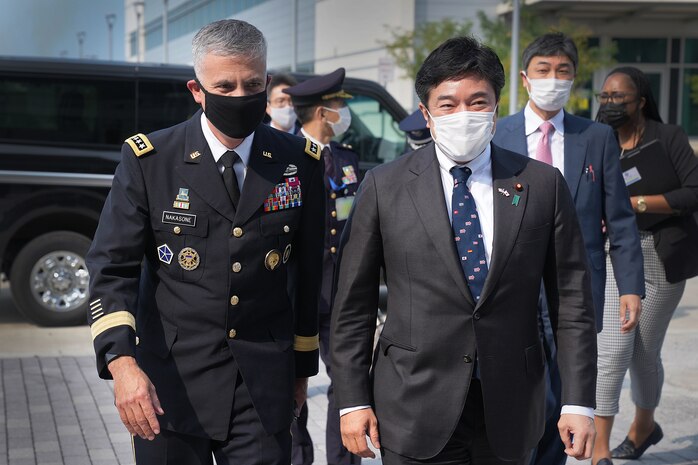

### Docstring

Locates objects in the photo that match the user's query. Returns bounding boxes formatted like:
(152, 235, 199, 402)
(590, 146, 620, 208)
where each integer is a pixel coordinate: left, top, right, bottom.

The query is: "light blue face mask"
(324, 106, 352, 137)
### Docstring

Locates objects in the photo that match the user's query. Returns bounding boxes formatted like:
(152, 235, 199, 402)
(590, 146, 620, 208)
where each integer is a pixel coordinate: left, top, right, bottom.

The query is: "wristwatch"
(636, 195, 647, 213)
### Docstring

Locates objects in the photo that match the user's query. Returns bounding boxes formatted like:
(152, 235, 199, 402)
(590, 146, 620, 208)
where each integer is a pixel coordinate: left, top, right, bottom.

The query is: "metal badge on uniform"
(265, 249, 281, 270)
(262, 150, 273, 158)
(162, 211, 196, 227)
(189, 151, 201, 160)
(283, 244, 292, 264)
(283, 164, 298, 176)
(178, 247, 200, 271)
(157, 244, 173, 264)
(341, 165, 358, 185)
(264, 177, 302, 212)
(173, 188, 190, 209)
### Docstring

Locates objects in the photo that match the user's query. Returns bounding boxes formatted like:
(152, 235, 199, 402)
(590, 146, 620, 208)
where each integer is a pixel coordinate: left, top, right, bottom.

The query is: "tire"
(10, 231, 92, 326)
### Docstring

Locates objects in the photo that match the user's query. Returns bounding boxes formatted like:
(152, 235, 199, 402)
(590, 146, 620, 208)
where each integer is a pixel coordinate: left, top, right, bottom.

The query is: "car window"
(137, 79, 199, 135)
(0, 75, 134, 146)
(336, 94, 406, 170)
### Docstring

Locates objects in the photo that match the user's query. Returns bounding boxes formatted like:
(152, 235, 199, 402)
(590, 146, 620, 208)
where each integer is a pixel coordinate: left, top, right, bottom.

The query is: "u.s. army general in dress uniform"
(86, 20, 324, 465)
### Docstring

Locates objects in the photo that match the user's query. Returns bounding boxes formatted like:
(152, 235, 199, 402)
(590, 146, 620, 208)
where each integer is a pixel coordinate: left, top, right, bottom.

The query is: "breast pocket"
(259, 209, 300, 253)
(152, 211, 209, 283)
(515, 223, 551, 245)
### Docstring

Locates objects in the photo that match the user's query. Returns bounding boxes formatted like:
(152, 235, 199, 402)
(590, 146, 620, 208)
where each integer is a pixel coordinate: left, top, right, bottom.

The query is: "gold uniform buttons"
(283, 225, 290, 233)
(232, 262, 242, 273)
(230, 295, 239, 306)
(232, 227, 243, 238)
(330, 228, 337, 236)
(330, 193, 337, 199)
(331, 211, 337, 218)
(173, 226, 181, 235)
(330, 246, 337, 254)
(228, 329, 237, 339)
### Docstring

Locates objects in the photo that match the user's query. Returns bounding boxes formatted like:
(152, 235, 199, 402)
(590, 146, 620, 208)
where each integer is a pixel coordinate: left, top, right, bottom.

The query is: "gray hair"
(192, 19, 267, 77)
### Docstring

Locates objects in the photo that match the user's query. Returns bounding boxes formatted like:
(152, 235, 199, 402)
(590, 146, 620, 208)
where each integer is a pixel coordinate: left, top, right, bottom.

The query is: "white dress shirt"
(200, 113, 254, 189)
(524, 103, 565, 176)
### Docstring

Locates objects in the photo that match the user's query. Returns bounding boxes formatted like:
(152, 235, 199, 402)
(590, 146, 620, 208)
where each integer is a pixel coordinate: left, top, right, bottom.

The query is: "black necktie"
(219, 150, 241, 208)
(450, 166, 489, 302)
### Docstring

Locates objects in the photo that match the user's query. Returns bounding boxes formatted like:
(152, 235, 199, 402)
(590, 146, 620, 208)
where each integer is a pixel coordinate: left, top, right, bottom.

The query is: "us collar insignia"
(189, 150, 201, 160)
(262, 150, 272, 158)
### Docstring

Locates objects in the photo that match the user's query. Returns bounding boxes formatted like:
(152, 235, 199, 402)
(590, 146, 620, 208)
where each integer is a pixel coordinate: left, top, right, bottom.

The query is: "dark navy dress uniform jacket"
(86, 111, 325, 440)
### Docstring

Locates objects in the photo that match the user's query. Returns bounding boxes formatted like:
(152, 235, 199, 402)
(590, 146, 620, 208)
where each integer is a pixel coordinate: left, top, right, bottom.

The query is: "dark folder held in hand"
(620, 138, 680, 230)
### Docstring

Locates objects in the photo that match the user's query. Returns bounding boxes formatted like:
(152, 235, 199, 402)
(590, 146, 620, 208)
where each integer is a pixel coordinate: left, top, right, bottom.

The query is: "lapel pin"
(497, 187, 510, 197)
(189, 151, 201, 159)
(512, 194, 521, 206)
(514, 183, 524, 192)
(262, 150, 272, 158)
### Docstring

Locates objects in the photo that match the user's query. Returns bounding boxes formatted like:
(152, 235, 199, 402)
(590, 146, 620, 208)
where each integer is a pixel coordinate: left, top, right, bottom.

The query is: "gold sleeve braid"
(294, 334, 319, 352)
(90, 311, 136, 340)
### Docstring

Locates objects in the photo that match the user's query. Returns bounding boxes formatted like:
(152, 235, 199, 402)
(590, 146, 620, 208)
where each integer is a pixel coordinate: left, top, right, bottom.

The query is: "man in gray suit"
(330, 36, 598, 465)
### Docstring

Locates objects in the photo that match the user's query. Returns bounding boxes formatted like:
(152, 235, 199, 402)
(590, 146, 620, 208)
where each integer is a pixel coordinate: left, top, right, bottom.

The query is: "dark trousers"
(381, 380, 532, 465)
(528, 289, 566, 465)
(134, 371, 291, 465)
(291, 312, 360, 465)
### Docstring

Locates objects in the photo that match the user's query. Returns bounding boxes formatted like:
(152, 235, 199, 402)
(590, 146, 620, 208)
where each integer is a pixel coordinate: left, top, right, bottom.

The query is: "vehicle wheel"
(10, 231, 92, 326)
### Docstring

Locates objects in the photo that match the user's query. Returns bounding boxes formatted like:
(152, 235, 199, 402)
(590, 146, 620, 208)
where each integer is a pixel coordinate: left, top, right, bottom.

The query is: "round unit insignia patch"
(178, 247, 200, 271)
(283, 244, 292, 264)
(265, 249, 281, 271)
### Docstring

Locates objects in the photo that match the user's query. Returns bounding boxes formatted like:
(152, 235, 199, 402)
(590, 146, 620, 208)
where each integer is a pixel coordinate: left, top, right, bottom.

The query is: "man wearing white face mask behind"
(283, 68, 362, 465)
(331, 36, 598, 465)
(266, 73, 299, 133)
(494, 32, 644, 465)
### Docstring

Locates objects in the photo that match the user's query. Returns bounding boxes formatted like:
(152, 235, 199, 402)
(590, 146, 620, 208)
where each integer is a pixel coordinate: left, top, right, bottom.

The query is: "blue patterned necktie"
(450, 166, 489, 302)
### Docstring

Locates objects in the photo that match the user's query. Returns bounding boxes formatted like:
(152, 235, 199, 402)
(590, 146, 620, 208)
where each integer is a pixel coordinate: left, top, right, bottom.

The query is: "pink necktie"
(536, 121, 554, 165)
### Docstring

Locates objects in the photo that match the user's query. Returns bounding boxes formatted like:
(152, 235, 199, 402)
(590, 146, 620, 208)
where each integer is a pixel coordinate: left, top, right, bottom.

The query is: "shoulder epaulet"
(304, 138, 321, 160)
(124, 133, 155, 158)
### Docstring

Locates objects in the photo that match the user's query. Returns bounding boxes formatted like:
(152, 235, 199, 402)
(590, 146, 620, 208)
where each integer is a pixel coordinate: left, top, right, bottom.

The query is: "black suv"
(0, 57, 407, 326)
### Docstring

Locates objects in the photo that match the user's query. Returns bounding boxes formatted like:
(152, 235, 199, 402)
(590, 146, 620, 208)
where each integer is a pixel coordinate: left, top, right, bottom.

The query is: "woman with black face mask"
(592, 67, 698, 465)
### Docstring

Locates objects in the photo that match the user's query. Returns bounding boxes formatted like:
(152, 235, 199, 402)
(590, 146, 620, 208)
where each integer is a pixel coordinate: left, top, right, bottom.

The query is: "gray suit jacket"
(330, 143, 597, 461)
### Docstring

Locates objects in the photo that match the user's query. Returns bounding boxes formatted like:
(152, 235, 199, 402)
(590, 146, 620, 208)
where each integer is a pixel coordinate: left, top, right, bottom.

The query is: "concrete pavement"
(1, 278, 697, 465)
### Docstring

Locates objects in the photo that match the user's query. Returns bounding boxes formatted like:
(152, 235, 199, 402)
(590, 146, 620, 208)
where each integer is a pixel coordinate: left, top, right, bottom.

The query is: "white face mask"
(428, 109, 496, 163)
(324, 106, 352, 137)
(270, 105, 297, 130)
(524, 74, 574, 112)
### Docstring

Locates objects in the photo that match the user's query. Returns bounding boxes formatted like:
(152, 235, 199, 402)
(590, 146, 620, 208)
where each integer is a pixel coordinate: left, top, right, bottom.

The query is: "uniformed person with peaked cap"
(86, 19, 324, 465)
(283, 68, 361, 465)
(399, 109, 432, 152)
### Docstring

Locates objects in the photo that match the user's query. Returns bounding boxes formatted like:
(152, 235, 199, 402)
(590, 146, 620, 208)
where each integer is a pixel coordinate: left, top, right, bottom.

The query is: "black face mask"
(197, 80, 267, 139)
(596, 102, 630, 129)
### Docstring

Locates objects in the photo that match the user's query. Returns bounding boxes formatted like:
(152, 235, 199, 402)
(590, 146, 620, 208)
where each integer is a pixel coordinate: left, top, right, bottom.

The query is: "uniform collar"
(300, 128, 326, 151)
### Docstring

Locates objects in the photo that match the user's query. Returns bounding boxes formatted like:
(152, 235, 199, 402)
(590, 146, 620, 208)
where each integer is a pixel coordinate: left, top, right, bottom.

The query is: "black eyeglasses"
(595, 92, 636, 104)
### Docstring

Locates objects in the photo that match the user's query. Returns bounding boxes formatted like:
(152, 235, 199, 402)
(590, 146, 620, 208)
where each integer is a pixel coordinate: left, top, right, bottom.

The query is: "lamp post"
(163, 0, 169, 63)
(77, 31, 86, 59)
(106, 14, 116, 61)
(509, 0, 521, 116)
(133, 1, 145, 63)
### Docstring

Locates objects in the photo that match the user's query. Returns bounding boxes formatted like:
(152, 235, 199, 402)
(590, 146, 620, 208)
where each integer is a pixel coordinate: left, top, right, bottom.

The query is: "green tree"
(478, 7, 615, 115)
(380, 18, 473, 81)
(381, 4, 616, 115)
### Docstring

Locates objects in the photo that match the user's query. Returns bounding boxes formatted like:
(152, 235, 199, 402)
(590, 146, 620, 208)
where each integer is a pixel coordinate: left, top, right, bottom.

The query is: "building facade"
(123, 0, 698, 138)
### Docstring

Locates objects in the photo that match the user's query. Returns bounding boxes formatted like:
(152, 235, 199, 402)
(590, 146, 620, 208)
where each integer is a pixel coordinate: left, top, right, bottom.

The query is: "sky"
(0, 0, 125, 61)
